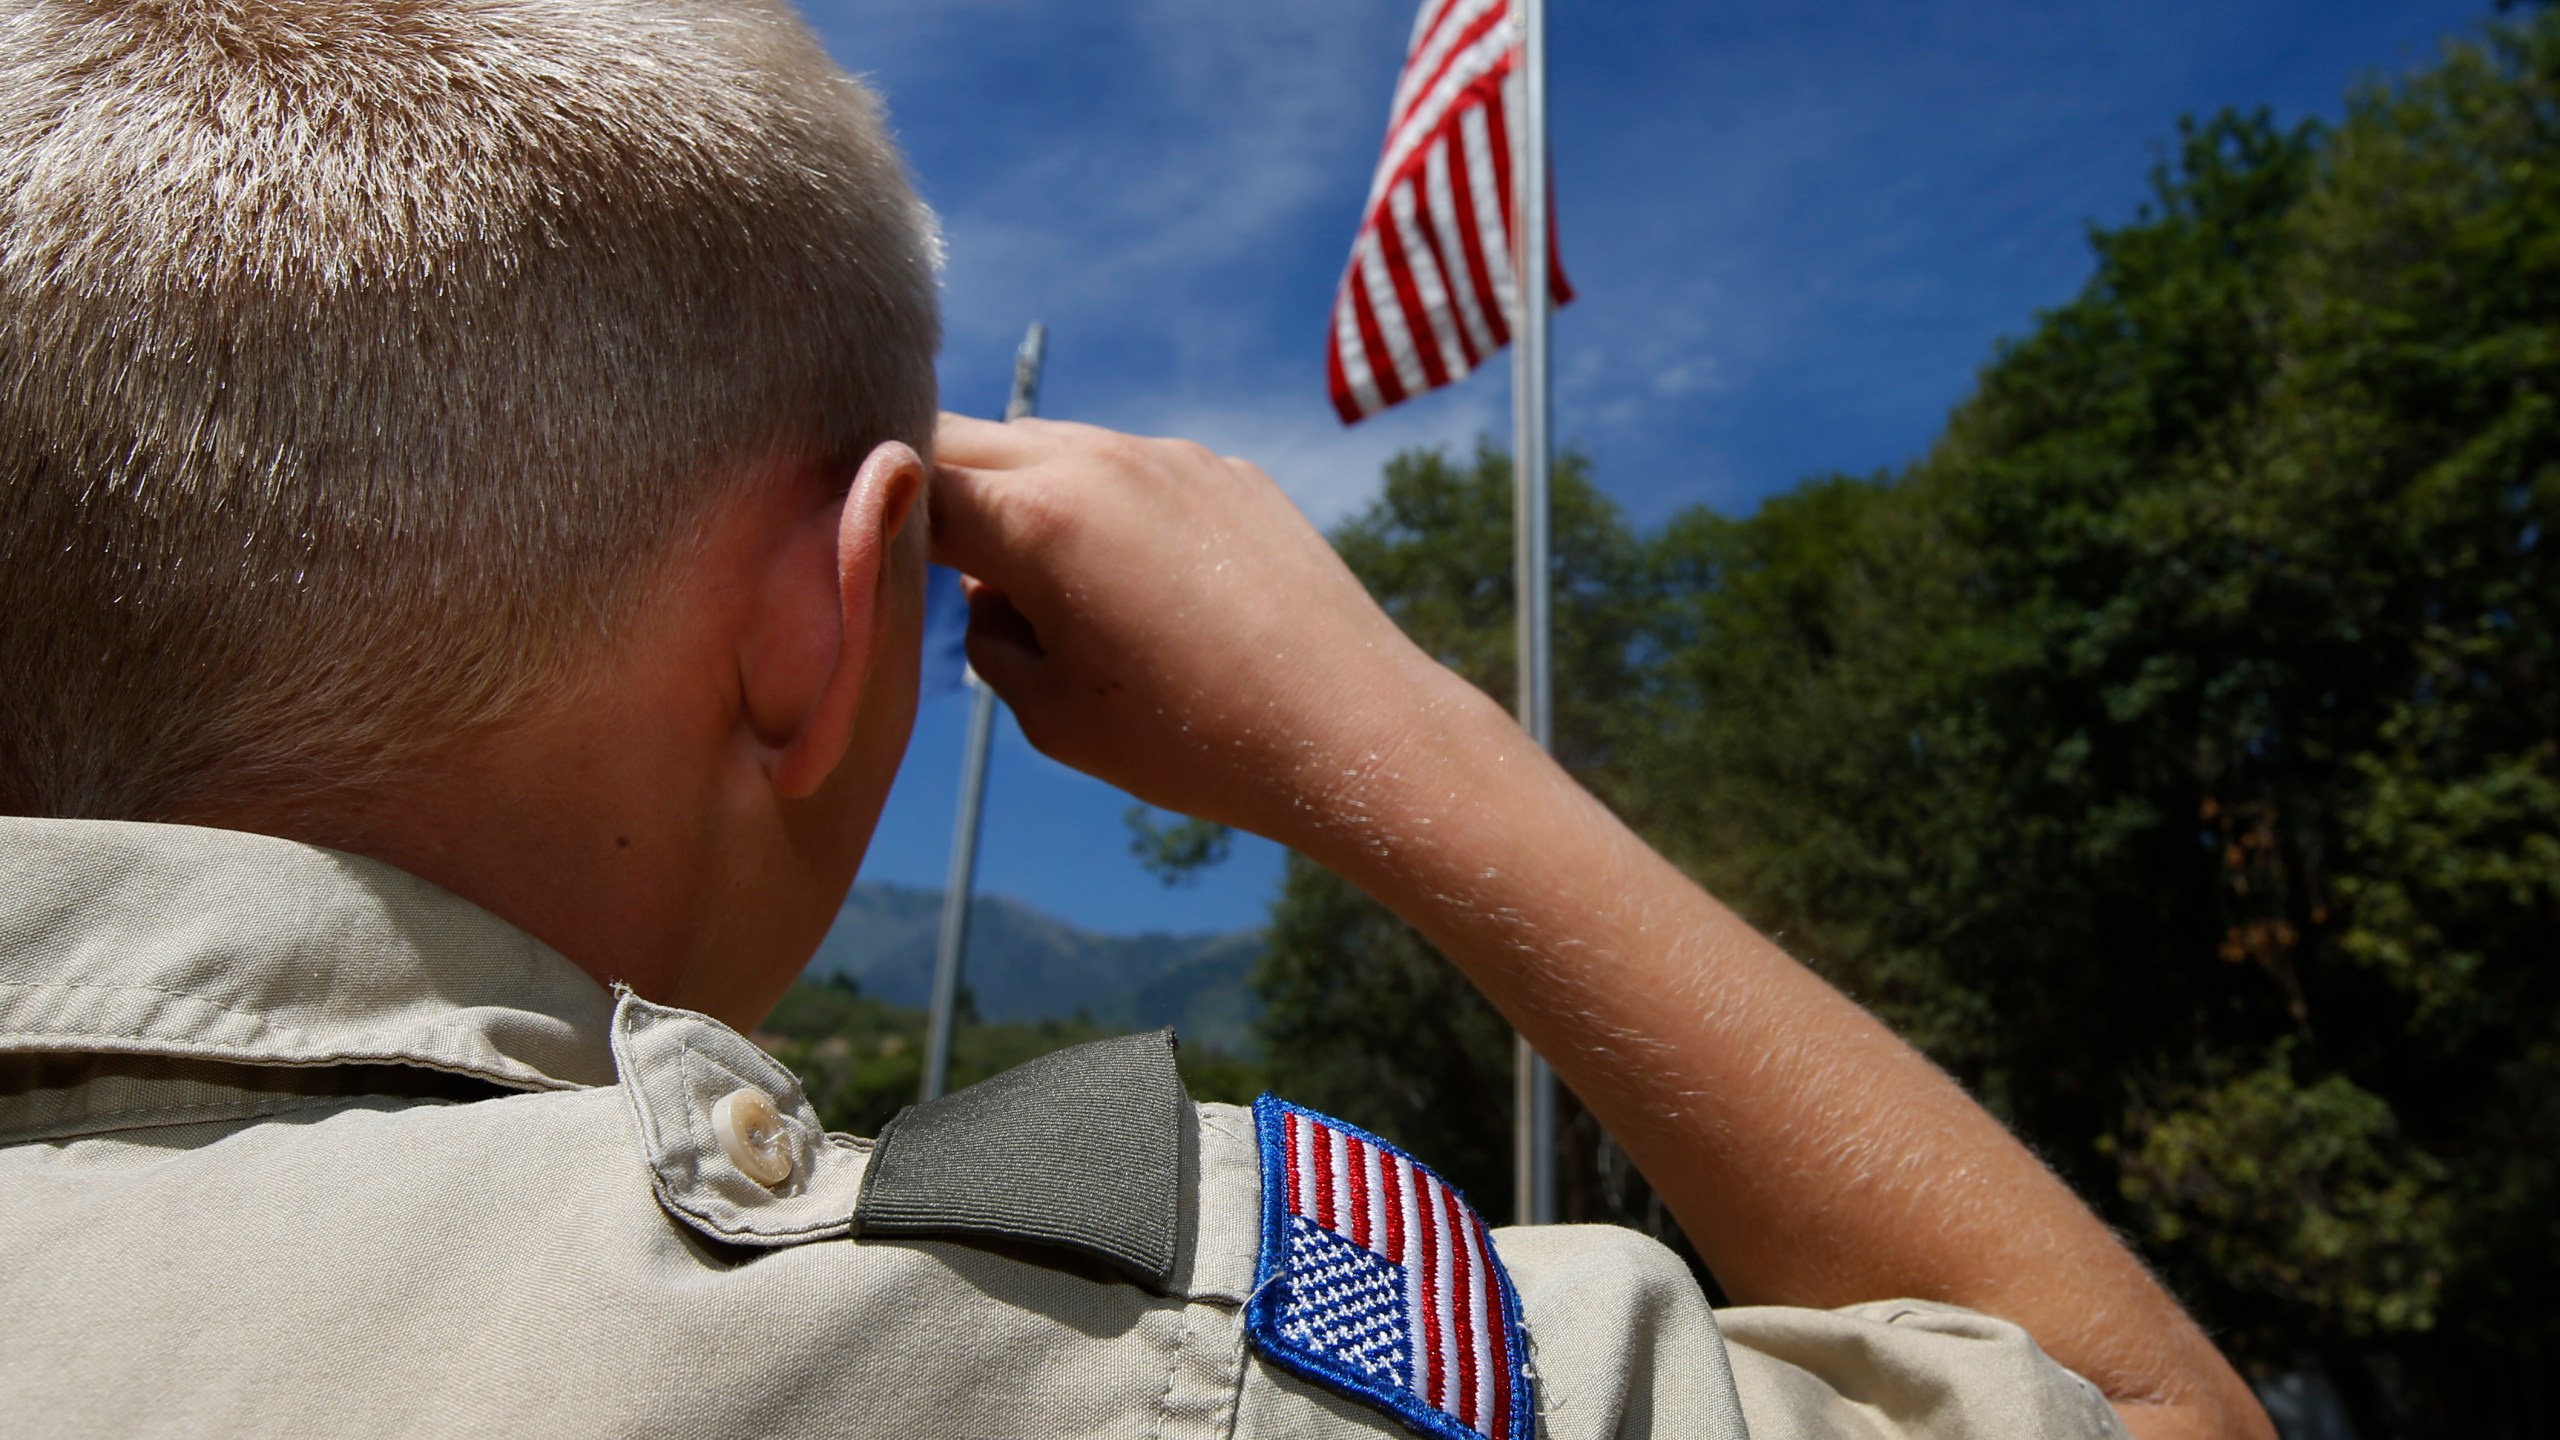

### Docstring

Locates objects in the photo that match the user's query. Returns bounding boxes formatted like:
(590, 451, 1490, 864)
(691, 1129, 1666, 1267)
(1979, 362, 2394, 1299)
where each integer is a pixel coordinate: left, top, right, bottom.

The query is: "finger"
(935, 411, 1039, 469)
(931, 411, 1088, 469)
(959, 585, 1049, 709)
(966, 583, 1045, 662)
(926, 461, 1028, 588)
(938, 410, 1135, 468)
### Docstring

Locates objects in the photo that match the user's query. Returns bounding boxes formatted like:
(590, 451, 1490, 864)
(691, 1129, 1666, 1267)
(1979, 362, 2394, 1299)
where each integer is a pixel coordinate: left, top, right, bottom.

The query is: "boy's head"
(1, 0, 945, 1021)
(0, 0, 941, 821)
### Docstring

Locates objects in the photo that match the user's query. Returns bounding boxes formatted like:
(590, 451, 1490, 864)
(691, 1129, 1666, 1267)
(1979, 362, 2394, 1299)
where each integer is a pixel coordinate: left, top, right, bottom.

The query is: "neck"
(207, 709, 726, 1005)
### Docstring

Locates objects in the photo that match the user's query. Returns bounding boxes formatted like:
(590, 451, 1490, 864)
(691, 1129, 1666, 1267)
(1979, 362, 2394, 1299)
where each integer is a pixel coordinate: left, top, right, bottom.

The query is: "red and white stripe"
(1283, 1109, 1518, 1440)
(1328, 0, 1571, 425)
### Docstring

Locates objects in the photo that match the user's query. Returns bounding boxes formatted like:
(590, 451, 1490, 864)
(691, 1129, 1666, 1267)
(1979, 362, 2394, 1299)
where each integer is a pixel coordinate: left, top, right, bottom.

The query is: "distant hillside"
(801, 883, 1264, 1055)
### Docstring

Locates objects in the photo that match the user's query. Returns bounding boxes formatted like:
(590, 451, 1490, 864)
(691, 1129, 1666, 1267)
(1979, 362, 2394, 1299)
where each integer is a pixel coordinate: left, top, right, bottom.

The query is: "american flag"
(1328, 0, 1572, 425)
(1249, 1098, 1532, 1440)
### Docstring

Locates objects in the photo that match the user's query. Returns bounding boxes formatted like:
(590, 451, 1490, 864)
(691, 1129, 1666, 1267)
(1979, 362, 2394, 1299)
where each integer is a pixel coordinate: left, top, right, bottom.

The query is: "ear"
(755, 440, 928, 801)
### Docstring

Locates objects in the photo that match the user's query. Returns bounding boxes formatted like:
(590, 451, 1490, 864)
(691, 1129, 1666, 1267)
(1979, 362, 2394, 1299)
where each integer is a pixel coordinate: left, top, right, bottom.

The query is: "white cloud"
(1551, 274, 1738, 450)
(846, 1, 1404, 375)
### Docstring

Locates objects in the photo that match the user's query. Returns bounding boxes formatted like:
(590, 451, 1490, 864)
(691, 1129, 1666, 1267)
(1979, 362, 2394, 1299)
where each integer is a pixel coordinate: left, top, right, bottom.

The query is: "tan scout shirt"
(0, 817, 2126, 1439)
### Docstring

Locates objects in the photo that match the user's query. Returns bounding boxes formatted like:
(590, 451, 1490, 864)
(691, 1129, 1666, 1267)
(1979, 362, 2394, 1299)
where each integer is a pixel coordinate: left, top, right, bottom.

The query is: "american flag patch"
(1247, 1096, 1534, 1440)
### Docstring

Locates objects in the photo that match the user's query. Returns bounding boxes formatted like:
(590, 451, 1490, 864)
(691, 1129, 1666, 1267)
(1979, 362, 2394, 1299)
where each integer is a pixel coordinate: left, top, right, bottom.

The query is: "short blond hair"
(0, 0, 940, 819)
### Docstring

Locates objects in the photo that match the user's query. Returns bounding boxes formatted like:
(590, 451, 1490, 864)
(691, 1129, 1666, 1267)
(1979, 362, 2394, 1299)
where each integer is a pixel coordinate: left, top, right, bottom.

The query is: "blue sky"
(805, 0, 2503, 944)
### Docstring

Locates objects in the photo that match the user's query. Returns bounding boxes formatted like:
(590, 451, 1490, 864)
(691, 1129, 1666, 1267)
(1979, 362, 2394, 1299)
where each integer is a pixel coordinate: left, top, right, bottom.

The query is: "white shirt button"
(710, 1086, 794, 1188)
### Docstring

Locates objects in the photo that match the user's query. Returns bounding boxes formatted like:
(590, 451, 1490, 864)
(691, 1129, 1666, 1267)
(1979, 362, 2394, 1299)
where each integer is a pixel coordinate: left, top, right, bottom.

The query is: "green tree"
(1624, 19, 2557, 1431)
(1247, 13, 2556, 1431)
(1124, 806, 1233, 885)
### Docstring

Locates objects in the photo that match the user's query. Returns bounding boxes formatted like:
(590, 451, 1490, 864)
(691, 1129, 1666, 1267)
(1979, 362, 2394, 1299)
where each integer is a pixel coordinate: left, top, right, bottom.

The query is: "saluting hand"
(928, 411, 1491, 851)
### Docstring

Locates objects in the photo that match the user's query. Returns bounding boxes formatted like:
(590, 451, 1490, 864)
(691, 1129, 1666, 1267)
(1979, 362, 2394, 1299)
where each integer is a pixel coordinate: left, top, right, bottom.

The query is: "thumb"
(958, 579, 1051, 715)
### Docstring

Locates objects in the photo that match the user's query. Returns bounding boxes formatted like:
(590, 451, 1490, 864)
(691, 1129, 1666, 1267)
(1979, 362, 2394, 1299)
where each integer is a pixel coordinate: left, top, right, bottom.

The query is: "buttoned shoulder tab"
(611, 990, 869, 1246)
(855, 1028, 1186, 1289)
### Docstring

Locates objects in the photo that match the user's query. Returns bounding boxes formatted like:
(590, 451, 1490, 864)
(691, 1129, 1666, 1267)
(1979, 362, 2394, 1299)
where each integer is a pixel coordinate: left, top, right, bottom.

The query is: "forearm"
(925, 415, 2265, 1439)
(1277, 674, 2266, 1440)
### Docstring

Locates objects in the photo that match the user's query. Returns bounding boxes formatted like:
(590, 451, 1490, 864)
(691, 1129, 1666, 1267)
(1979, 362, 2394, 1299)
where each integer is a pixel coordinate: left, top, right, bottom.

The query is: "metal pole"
(921, 679, 997, 1101)
(1509, 0, 1559, 1227)
(920, 321, 1047, 1102)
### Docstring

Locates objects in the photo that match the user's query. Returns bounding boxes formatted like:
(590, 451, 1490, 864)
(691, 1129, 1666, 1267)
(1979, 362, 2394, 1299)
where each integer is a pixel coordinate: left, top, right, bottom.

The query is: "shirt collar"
(0, 817, 617, 1098)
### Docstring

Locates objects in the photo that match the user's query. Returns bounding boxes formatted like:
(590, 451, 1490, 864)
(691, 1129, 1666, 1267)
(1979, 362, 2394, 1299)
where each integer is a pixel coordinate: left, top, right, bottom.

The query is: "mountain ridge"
(801, 881, 1264, 1055)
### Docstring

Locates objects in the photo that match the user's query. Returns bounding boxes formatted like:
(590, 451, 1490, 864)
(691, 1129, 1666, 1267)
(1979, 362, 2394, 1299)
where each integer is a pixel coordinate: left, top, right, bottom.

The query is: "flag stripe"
(1355, 235, 1428, 400)
(1442, 1182, 1481, 1428)
(1435, 1175, 1464, 1415)
(1457, 96, 1517, 329)
(1380, 1149, 1406, 1264)
(1389, 179, 1473, 378)
(1325, 317, 1363, 424)
(1331, 280, 1386, 421)
(1373, 191, 1453, 391)
(1347, 249, 1410, 412)
(1284, 1111, 1304, 1216)
(1368, 13, 1516, 216)
(1414, 1164, 1448, 1411)
(1390, 0, 1508, 142)
(1464, 1207, 1498, 1432)
(1394, 1153, 1425, 1388)
(1396, 1154, 1424, 1397)
(1312, 1114, 1338, 1233)
(1390, 0, 1486, 129)
(1332, 1125, 1362, 1250)
(1422, 139, 1496, 361)
(1476, 1213, 1515, 1440)
(1321, 1123, 1339, 1238)
(1301, 1114, 1326, 1233)
(1485, 74, 1521, 287)
(1361, 1140, 1388, 1256)
(1436, 115, 1508, 354)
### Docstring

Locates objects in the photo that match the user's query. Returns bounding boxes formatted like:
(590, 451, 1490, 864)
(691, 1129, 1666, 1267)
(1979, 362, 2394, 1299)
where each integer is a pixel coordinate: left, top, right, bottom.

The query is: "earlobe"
(769, 440, 926, 800)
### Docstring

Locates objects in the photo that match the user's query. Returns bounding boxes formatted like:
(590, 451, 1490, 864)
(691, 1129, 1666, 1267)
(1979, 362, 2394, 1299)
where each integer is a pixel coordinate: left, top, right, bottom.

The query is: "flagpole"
(920, 320, 1047, 1103)
(1509, 0, 1560, 1228)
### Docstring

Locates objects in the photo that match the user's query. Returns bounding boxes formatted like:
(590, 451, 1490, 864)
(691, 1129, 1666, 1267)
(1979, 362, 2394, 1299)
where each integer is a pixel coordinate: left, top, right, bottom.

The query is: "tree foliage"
(760, 975, 1263, 1139)
(1125, 806, 1235, 885)
(1252, 14, 2558, 1432)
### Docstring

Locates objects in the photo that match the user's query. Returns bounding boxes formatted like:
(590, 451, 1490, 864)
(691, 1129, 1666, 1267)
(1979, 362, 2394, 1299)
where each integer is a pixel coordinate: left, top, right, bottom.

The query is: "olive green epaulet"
(854, 1029, 1185, 1287)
